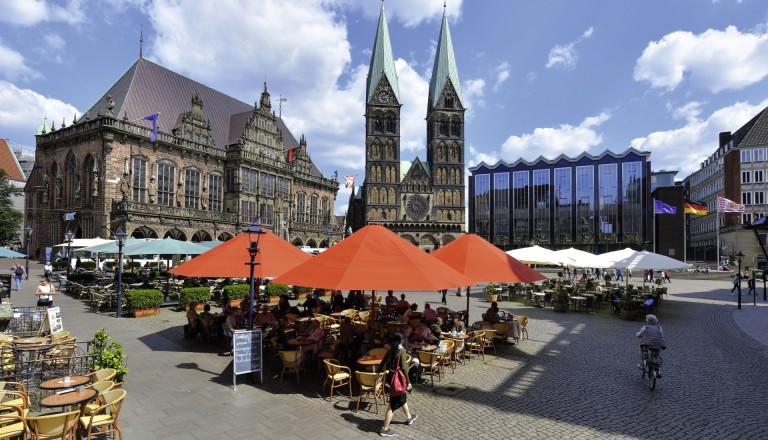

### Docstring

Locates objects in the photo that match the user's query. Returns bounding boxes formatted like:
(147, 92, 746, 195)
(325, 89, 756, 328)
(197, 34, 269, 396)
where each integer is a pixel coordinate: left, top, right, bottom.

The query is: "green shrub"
(90, 328, 128, 383)
(293, 285, 313, 296)
(126, 262, 142, 270)
(79, 261, 97, 270)
(179, 287, 212, 305)
(67, 273, 97, 285)
(483, 282, 497, 294)
(265, 283, 290, 297)
(222, 284, 250, 301)
(125, 289, 164, 309)
(52, 260, 68, 270)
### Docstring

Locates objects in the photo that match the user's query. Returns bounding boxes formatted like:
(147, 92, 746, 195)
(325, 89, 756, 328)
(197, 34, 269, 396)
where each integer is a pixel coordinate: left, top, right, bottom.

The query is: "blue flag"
(63, 212, 76, 221)
(143, 113, 159, 142)
(654, 199, 676, 215)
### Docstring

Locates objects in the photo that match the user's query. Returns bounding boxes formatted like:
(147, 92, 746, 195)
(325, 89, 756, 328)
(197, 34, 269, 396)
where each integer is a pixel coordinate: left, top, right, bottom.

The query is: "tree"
(0, 169, 23, 245)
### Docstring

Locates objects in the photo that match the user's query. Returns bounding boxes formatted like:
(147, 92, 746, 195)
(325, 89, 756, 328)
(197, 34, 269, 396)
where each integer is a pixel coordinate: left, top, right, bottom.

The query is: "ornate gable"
(172, 92, 215, 146)
(401, 158, 431, 193)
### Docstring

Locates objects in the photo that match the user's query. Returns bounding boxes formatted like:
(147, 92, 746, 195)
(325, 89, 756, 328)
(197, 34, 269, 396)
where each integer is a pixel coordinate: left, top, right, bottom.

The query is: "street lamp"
(64, 230, 75, 278)
(245, 219, 266, 330)
(24, 225, 32, 280)
(115, 227, 128, 318)
(736, 250, 744, 310)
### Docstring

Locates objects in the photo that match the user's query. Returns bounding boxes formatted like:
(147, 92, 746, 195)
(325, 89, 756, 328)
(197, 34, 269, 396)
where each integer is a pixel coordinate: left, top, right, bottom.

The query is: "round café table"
(40, 388, 98, 416)
(39, 375, 91, 390)
(357, 354, 384, 372)
(13, 336, 50, 345)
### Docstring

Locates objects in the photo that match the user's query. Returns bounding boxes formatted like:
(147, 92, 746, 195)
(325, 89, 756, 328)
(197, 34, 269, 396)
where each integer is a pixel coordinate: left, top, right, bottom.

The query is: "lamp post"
(24, 225, 32, 280)
(245, 220, 266, 330)
(64, 230, 74, 278)
(736, 250, 744, 310)
(115, 227, 127, 318)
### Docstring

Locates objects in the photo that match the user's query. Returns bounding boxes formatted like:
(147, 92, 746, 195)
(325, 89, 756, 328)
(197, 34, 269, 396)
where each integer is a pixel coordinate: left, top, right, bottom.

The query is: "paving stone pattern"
(13, 263, 768, 439)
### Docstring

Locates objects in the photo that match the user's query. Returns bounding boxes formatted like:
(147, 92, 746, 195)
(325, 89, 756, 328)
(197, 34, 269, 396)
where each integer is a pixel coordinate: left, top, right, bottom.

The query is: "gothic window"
(259, 203, 274, 226)
(321, 197, 329, 225)
(437, 145, 445, 161)
(83, 155, 95, 205)
(241, 200, 257, 224)
(451, 120, 461, 137)
(386, 142, 395, 159)
(445, 95, 454, 108)
(373, 118, 383, 133)
(309, 195, 318, 224)
(65, 153, 77, 206)
(132, 157, 147, 203)
(388, 188, 395, 204)
(208, 174, 223, 212)
(447, 212, 453, 221)
(370, 187, 379, 204)
(184, 169, 201, 209)
(454, 190, 461, 204)
(277, 177, 291, 200)
(259, 173, 275, 198)
(371, 142, 381, 159)
(440, 119, 449, 136)
(240, 168, 257, 193)
(225, 168, 236, 192)
(297, 193, 306, 223)
(381, 209, 387, 220)
(386, 116, 396, 134)
(157, 163, 175, 207)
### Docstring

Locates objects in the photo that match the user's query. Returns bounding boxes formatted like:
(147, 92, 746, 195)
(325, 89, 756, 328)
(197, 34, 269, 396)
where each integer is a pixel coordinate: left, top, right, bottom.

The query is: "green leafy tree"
(0, 169, 23, 245)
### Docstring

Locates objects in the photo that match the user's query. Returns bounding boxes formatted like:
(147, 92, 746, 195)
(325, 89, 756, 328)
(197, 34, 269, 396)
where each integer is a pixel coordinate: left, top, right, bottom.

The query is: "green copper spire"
(428, 8, 463, 108)
(366, 2, 400, 103)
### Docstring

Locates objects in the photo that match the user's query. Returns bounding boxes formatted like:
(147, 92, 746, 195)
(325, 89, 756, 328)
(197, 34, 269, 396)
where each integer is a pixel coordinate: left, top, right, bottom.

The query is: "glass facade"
(532, 169, 550, 241)
(493, 173, 509, 242)
(554, 167, 572, 243)
(512, 171, 530, 241)
(575, 165, 594, 239)
(598, 164, 618, 235)
(622, 161, 643, 236)
(474, 175, 490, 238)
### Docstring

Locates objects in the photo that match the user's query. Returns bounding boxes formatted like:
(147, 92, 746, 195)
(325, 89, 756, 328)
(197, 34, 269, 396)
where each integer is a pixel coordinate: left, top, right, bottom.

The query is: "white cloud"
(631, 99, 768, 176)
(461, 78, 485, 119)
(0, 42, 38, 81)
(526, 72, 537, 83)
(43, 33, 66, 51)
(634, 25, 768, 92)
(501, 111, 611, 161)
(0, 0, 85, 26)
(342, 0, 464, 28)
(0, 80, 79, 142)
(493, 62, 510, 91)
(671, 101, 704, 123)
(545, 26, 594, 70)
(466, 144, 499, 169)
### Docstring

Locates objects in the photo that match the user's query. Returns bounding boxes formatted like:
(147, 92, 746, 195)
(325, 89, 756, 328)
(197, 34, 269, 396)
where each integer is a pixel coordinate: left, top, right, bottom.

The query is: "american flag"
(344, 174, 358, 189)
(717, 196, 745, 213)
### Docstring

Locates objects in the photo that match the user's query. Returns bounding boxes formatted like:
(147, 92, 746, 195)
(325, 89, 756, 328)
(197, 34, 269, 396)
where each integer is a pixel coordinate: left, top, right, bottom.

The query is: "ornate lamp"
(115, 227, 128, 318)
(245, 219, 266, 330)
(736, 250, 744, 310)
(64, 230, 75, 277)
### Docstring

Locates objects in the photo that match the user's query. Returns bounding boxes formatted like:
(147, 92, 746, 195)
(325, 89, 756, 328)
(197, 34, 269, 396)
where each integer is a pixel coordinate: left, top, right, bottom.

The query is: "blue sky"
(2, 0, 768, 215)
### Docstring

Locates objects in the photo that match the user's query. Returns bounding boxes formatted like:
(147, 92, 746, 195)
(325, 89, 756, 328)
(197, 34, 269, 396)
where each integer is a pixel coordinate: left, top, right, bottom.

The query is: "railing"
(112, 200, 239, 223)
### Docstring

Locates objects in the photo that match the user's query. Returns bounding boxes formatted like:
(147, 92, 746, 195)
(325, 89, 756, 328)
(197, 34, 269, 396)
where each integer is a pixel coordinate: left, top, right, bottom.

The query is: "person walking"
(10, 262, 24, 291)
(747, 276, 756, 295)
(440, 289, 447, 305)
(378, 333, 417, 437)
(730, 273, 740, 295)
(34, 278, 55, 307)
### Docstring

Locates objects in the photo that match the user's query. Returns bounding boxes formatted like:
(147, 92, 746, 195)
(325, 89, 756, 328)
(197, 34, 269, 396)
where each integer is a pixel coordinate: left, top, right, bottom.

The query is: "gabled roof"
(366, 4, 400, 103)
(400, 158, 431, 181)
(428, 9, 463, 108)
(0, 140, 26, 182)
(468, 147, 650, 172)
(79, 58, 303, 152)
(733, 106, 768, 148)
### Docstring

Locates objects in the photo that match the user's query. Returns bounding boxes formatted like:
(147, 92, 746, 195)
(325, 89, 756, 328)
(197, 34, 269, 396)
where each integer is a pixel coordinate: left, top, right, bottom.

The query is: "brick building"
(25, 58, 340, 252)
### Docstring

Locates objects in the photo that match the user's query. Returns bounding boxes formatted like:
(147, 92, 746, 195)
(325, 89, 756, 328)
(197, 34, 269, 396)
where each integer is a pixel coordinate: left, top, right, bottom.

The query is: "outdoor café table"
(357, 354, 384, 372)
(13, 337, 50, 345)
(39, 376, 90, 390)
(570, 296, 587, 312)
(287, 338, 315, 352)
(532, 292, 546, 307)
(40, 388, 97, 416)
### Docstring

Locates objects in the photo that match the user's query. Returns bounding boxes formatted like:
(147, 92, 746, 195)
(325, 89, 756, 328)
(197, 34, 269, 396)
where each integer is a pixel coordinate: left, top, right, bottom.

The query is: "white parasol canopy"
(553, 247, 612, 268)
(506, 245, 573, 265)
(599, 248, 691, 270)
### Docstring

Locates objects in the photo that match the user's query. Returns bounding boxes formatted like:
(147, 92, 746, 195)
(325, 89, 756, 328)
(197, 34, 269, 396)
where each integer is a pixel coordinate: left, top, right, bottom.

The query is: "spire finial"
(381, 0, 384, 11)
(139, 25, 143, 58)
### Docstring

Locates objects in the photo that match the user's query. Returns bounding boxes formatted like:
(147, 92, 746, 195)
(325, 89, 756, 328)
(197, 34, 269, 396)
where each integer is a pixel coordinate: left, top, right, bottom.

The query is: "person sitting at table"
(276, 294, 291, 317)
(385, 290, 398, 307)
(255, 304, 278, 329)
(301, 319, 325, 355)
(184, 302, 201, 339)
(222, 307, 241, 355)
(395, 294, 410, 315)
(411, 321, 436, 344)
(422, 303, 437, 324)
(447, 315, 466, 334)
(585, 278, 595, 291)
(429, 317, 445, 340)
(399, 303, 418, 323)
(301, 293, 318, 317)
(338, 316, 362, 358)
(139, 277, 153, 289)
(483, 302, 501, 323)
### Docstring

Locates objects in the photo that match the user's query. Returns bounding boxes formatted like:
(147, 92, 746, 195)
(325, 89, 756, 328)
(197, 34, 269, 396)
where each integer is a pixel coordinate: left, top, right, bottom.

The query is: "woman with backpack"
(377, 332, 417, 437)
(11, 262, 24, 291)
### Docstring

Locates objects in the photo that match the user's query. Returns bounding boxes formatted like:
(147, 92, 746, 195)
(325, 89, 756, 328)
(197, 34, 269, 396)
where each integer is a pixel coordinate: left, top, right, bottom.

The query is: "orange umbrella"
(432, 233, 547, 324)
(272, 224, 474, 291)
(168, 229, 311, 278)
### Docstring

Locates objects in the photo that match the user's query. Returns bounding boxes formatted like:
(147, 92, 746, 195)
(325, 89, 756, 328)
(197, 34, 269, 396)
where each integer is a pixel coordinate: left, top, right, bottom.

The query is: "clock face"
(406, 195, 428, 221)
(377, 91, 390, 104)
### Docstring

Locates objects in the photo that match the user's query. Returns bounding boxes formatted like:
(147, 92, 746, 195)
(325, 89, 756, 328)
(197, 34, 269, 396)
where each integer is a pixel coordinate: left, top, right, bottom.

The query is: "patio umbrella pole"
(370, 290, 376, 324)
(465, 286, 470, 326)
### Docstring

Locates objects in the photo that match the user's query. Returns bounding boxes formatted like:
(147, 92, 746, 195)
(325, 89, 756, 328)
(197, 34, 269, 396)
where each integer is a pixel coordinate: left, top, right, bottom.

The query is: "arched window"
(297, 193, 306, 223)
(65, 152, 77, 206)
(83, 155, 95, 206)
(309, 195, 318, 224)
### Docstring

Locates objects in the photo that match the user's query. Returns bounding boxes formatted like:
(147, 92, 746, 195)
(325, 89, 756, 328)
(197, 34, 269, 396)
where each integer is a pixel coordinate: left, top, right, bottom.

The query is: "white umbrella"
(506, 245, 573, 265)
(602, 248, 690, 271)
(554, 247, 612, 268)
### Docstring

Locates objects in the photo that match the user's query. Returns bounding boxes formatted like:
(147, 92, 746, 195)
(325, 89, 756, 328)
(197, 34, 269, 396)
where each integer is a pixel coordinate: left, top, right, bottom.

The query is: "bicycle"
(640, 345, 663, 390)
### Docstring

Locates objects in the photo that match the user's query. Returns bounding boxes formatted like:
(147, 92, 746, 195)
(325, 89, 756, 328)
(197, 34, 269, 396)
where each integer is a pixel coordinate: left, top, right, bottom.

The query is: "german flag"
(684, 199, 708, 215)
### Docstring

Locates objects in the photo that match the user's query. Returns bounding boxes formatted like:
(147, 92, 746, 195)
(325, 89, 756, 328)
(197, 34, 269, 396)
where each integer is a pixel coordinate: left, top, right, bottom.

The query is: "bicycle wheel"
(647, 364, 656, 390)
(641, 358, 647, 379)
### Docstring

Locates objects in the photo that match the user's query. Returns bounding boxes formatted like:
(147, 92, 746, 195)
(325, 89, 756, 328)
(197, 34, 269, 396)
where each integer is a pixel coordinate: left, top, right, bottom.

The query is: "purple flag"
(654, 199, 676, 215)
(143, 113, 159, 142)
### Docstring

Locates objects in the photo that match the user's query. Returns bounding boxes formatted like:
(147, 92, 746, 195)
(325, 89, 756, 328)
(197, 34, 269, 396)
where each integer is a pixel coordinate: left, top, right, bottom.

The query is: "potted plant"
(264, 282, 290, 303)
(620, 291, 640, 320)
(552, 286, 569, 313)
(90, 328, 128, 386)
(222, 283, 249, 308)
(125, 289, 164, 317)
(484, 282, 498, 302)
(179, 287, 212, 309)
(603, 273, 612, 287)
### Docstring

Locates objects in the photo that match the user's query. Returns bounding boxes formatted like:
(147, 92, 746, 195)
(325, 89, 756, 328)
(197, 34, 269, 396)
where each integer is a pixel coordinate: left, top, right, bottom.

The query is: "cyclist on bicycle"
(636, 314, 667, 377)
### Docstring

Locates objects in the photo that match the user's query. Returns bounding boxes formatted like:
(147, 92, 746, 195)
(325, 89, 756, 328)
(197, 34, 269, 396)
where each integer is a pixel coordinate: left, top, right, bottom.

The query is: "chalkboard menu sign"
(232, 329, 262, 389)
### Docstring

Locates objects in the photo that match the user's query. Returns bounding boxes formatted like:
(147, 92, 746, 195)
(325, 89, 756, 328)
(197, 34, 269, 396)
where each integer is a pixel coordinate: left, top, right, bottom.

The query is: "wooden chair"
(466, 331, 486, 361)
(366, 348, 388, 358)
(27, 410, 79, 440)
(87, 368, 117, 384)
(516, 316, 529, 340)
(79, 389, 126, 440)
(492, 323, 510, 347)
(438, 339, 456, 375)
(0, 403, 26, 440)
(481, 329, 497, 354)
(82, 380, 116, 416)
(279, 351, 304, 384)
(322, 359, 352, 401)
(416, 351, 441, 386)
(355, 371, 385, 414)
(0, 381, 28, 414)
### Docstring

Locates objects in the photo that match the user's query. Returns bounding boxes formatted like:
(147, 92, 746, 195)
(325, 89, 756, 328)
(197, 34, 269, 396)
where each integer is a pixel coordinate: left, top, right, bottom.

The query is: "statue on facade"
(42, 172, 49, 203)
(148, 175, 157, 203)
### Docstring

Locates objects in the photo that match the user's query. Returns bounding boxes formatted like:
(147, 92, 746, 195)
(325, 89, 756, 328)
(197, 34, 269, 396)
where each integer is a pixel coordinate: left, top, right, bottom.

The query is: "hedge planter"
(485, 294, 497, 303)
(132, 307, 160, 318)
(179, 287, 212, 308)
(222, 284, 249, 305)
(126, 289, 164, 317)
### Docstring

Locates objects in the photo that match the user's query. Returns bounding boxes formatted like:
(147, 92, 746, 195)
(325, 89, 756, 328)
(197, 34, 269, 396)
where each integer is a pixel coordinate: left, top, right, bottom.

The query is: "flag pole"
(717, 209, 721, 270)
(653, 199, 657, 253)
(683, 211, 687, 263)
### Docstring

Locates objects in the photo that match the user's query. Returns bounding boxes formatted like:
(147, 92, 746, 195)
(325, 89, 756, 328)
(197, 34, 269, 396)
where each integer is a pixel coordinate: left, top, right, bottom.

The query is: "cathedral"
(346, 5, 466, 251)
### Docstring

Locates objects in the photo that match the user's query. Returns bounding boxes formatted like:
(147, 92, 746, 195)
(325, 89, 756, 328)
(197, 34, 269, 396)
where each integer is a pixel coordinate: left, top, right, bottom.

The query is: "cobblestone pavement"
(13, 263, 768, 439)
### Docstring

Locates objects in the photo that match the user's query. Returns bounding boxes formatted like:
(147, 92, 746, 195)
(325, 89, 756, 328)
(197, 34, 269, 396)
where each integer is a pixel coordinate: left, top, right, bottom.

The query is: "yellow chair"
(492, 323, 509, 347)
(279, 351, 304, 384)
(355, 371, 385, 414)
(481, 329, 497, 354)
(0, 405, 26, 440)
(79, 389, 126, 440)
(51, 331, 70, 340)
(322, 359, 352, 401)
(26, 410, 79, 440)
(445, 337, 465, 367)
(466, 331, 486, 361)
(317, 340, 339, 374)
(516, 315, 529, 340)
(0, 382, 28, 414)
(438, 340, 456, 375)
(87, 368, 117, 384)
(416, 351, 441, 386)
(82, 380, 116, 416)
(366, 348, 388, 358)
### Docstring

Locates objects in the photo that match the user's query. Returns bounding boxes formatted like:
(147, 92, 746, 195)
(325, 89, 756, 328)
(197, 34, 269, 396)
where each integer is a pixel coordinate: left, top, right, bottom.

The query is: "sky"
(2, 0, 768, 216)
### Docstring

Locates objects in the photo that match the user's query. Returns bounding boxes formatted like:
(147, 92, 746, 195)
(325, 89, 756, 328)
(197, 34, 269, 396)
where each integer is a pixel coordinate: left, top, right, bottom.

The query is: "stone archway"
(400, 234, 417, 245)
(307, 239, 318, 247)
(164, 228, 187, 241)
(131, 226, 158, 239)
(191, 230, 212, 242)
(420, 234, 438, 252)
(217, 232, 233, 241)
(441, 235, 456, 246)
(292, 239, 304, 247)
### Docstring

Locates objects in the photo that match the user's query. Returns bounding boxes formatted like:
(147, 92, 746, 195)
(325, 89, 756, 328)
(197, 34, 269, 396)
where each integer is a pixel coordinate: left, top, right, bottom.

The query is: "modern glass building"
(468, 148, 651, 252)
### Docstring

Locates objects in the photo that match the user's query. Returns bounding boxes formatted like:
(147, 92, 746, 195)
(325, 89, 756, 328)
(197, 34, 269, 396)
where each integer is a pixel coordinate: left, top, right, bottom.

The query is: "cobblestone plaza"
(14, 265, 768, 439)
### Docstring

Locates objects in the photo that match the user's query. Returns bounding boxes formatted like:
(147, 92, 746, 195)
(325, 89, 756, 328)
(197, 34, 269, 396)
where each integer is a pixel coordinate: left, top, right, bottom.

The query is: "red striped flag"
(717, 196, 745, 213)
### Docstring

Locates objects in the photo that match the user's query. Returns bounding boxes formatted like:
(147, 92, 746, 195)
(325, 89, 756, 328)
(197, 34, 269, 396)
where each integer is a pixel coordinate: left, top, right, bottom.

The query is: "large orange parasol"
(168, 229, 311, 278)
(272, 224, 474, 291)
(432, 233, 547, 323)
